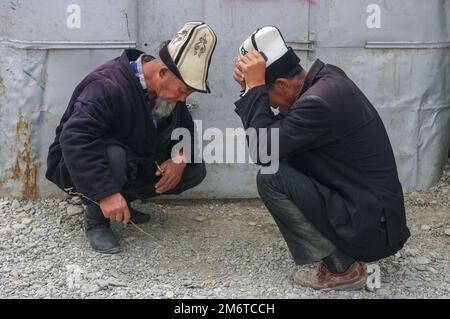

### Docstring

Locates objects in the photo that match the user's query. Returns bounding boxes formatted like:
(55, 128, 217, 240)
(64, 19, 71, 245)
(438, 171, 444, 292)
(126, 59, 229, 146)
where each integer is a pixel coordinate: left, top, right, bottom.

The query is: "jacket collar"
(117, 49, 146, 86)
(117, 49, 157, 108)
(130, 54, 148, 91)
(120, 48, 145, 64)
(299, 59, 325, 96)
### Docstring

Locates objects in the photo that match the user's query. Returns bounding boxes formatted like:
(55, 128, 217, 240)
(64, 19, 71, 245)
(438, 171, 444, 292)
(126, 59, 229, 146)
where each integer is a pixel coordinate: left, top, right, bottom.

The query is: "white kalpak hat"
(160, 22, 217, 93)
(239, 26, 301, 84)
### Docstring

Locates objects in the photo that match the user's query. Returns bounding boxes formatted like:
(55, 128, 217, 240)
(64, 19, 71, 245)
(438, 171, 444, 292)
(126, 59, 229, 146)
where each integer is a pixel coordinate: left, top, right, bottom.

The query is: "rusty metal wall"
(0, 0, 449, 199)
(0, 0, 137, 199)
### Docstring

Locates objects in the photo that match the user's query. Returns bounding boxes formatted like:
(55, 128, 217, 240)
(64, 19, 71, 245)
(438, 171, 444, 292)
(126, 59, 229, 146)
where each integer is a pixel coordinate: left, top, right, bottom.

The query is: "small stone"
(158, 269, 168, 276)
(416, 198, 425, 205)
(405, 249, 418, 257)
(428, 281, 441, 289)
(0, 200, 9, 207)
(186, 281, 204, 289)
(95, 279, 109, 289)
(421, 225, 431, 231)
(12, 223, 26, 231)
(444, 229, 450, 236)
(193, 216, 206, 222)
(394, 252, 401, 259)
(120, 268, 133, 275)
(22, 202, 33, 211)
(35, 288, 48, 296)
(81, 284, 101, 294)
(84, 272, 101, 280)
(124, 236, 136, 242)
(67, 197, 82, 205)
(426, 267, 438, 274)
(106, 279, 128, 287)
(376, 288, 390, 298)
(0, 227, 13, 236)
(165, 291, 175, 299)
(415, 257, 431, 265)
(248, 221, 257, 226)
(67, 205, 84, 216)
(11, 200, 20, 210)
(405, 281, 420, 289)
(415, 264, 426, 271)
(22, 218, 33, 225)
(44, 264, 53, 272)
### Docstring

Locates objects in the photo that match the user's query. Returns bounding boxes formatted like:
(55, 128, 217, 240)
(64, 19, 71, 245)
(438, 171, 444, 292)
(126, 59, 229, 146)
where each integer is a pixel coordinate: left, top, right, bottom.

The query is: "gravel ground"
(0, 160, 449, 299)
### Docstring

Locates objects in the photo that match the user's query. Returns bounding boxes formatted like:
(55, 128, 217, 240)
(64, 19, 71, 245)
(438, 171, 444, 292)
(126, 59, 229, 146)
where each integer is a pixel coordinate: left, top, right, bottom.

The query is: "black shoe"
(128, 205, 151, 224)
(84, 204, 120, 254)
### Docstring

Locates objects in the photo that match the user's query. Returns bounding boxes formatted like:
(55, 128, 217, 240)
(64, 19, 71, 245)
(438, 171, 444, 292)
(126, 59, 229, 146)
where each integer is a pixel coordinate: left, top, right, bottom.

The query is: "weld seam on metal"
(377, 103, 450, 111)
(365, 41, 450, 50)
(0, 39, 137, 50)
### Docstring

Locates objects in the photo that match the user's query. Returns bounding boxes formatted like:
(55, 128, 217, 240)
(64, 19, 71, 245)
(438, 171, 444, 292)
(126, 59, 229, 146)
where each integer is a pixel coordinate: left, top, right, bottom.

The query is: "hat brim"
(265, 47, 300, 84)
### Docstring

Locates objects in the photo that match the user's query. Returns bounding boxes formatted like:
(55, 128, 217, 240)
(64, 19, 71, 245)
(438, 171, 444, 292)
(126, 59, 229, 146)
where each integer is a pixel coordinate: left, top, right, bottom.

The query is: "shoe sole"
(325, 274, 368, 291)
(293, 274, 368, 291)
(93, 246, 120, 254)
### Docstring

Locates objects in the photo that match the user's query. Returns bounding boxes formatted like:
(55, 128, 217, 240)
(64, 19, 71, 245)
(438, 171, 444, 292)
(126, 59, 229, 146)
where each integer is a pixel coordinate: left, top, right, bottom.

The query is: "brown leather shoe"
(293, 261, 368, 290)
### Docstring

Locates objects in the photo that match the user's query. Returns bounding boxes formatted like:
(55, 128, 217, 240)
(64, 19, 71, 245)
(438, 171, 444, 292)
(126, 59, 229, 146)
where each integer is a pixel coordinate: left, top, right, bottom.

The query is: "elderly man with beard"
(233, 26, 410, 290)
(46, 22, 217, 254)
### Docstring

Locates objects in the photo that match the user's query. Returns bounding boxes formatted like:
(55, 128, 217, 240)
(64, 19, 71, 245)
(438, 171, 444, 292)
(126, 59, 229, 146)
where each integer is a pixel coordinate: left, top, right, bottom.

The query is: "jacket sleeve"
(234, 85, 334, 164)
(59, 80, 121, 202)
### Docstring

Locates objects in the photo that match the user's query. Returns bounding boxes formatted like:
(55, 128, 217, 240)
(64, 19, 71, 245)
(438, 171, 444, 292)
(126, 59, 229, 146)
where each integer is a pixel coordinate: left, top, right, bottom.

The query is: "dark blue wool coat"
(46, 49, 195, 201)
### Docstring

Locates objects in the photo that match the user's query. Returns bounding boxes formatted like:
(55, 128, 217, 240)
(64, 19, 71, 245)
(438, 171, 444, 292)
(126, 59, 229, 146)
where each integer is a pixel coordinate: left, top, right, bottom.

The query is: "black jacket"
(46, 49, 195, 201)
(235, 59, 410, 261)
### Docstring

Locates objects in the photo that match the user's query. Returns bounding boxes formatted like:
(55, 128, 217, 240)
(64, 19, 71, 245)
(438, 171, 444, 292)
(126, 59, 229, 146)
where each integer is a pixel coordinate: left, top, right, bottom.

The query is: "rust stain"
(40, 69, 48, 89)
(392, 51, 401, 100)
(10, 109, 37, 200)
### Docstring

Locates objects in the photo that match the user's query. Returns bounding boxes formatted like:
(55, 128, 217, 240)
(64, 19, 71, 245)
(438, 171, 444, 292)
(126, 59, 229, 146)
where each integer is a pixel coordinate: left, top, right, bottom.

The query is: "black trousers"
(105, 144, 206, 202)
(256, 162, 336, 265)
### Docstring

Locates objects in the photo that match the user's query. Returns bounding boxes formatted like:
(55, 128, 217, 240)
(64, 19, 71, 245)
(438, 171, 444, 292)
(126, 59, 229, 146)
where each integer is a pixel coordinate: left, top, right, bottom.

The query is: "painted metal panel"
(0, 0, 449, 199)
(0, 0, 137, 199)
(0, 0, 137, 42)
(137, 0, 311, 198)
(311, 47, 450, 189)
(310, 0, 449, 47)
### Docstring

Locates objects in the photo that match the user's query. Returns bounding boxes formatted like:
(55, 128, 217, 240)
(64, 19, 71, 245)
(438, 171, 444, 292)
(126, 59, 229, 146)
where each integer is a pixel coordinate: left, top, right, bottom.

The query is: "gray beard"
(152, 98, 177, 118)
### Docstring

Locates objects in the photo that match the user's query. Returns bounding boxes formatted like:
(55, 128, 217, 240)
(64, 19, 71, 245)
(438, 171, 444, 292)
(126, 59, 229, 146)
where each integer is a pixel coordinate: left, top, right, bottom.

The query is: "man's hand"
(99, 192, 130, 224)
(155, 157, 186, 194)
(233, 56, 246, 89)
(236, 50, 266, 89)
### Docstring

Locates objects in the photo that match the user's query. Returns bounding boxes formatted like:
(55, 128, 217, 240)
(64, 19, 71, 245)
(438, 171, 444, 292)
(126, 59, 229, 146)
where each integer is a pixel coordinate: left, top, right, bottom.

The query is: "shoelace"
(317, 262, 329, 280)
